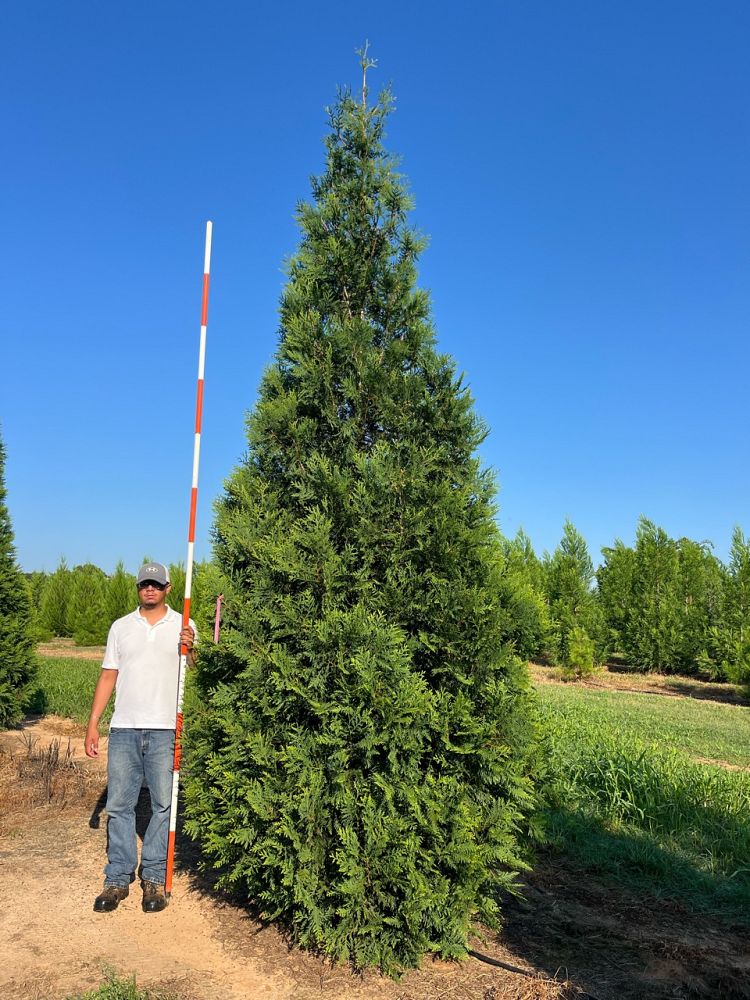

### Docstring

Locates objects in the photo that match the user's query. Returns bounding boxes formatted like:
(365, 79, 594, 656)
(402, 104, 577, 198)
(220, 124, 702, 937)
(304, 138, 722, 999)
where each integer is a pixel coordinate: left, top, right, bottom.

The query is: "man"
(85, 562, 196, 914)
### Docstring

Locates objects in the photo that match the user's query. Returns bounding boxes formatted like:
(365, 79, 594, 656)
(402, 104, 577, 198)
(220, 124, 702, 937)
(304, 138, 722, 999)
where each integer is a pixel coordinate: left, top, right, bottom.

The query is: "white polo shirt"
(103, 606, 197, 729)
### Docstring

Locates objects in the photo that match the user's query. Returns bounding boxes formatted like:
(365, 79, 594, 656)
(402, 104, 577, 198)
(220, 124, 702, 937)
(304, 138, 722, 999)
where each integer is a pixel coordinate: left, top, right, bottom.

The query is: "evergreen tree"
(543, 519, 602, 666)
(718, 527, 750, 685)
(498, 530, 550, 659)
(673, 538, 723, 675)
(626, 518, 681, 671)
(0, 434, 37, 726)
(168, 561, 186, 616)
(26, 570, 51, 641)
(184, 77, 539, 972)
(597, 540, 635, 654)
(106, 561, 136, 624)
(68, 563, 109, 645)
(40, 557, 73, 637)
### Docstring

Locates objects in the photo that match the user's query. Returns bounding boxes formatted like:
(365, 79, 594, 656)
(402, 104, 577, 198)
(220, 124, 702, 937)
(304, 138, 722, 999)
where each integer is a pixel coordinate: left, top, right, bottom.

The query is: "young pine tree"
(184, 80, 540, 972)
(0, 434, 37, 726)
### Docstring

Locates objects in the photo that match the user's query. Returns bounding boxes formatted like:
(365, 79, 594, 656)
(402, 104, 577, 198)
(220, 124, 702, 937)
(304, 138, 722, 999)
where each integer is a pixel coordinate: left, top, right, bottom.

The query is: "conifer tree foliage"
(67, 563, 109, 646)
(543, 519, 602, 668)
(40, 557, 73, 637)
(0, 434, 37, 727)
(184, 84, 539, 971)
(106, 561, 136, 624)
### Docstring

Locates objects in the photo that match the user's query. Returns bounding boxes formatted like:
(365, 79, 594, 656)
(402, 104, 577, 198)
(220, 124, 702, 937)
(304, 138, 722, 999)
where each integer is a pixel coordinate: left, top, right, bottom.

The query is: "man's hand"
(85, 720, 100, 758)
(180, 625, 196, 651)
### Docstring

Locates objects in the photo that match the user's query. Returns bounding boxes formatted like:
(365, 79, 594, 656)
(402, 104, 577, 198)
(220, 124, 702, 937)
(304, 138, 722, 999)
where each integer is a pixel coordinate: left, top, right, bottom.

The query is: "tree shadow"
(492, 809, 750, 999)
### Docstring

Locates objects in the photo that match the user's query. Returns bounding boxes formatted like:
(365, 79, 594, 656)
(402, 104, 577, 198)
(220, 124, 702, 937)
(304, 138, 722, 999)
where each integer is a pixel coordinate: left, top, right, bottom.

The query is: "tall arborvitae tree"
(0, 434, 37, 726)
(184, 76, 540, 972)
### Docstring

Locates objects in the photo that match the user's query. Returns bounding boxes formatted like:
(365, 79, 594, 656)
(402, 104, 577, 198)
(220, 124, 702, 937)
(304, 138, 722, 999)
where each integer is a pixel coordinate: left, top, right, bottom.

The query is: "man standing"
(85, 562, 196, 913)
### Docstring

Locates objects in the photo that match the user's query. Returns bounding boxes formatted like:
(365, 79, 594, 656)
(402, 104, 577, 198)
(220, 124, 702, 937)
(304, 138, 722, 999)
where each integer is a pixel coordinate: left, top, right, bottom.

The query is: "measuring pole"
(165, 220, 213, 896)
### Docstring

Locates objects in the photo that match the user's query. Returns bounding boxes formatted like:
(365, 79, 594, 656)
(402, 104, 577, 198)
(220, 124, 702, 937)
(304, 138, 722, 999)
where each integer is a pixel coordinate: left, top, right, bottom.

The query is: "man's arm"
(85, 669, 118, 758)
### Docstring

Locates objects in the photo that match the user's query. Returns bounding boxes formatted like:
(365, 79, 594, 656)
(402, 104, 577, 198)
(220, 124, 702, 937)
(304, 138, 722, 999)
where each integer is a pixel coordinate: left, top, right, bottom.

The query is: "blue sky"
(3, 1, 749, 573)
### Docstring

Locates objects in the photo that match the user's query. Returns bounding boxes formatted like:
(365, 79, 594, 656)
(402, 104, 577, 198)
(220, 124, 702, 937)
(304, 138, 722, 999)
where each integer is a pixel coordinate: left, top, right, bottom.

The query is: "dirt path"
(1, 719, 749, 1000)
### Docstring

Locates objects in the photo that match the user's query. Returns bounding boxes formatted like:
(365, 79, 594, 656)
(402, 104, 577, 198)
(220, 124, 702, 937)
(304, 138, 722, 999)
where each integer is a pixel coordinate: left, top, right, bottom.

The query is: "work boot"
(93, 883, 129, 912)
(141, 880, 168, 913)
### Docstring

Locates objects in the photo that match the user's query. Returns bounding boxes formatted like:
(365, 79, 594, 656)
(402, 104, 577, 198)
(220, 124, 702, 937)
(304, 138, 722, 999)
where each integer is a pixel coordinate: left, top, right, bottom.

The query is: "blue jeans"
(104, 728, 175, 887)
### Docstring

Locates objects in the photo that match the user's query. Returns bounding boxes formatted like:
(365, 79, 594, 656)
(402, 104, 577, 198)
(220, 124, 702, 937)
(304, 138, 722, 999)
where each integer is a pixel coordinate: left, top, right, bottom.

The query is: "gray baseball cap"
(136, 562, 171, 586)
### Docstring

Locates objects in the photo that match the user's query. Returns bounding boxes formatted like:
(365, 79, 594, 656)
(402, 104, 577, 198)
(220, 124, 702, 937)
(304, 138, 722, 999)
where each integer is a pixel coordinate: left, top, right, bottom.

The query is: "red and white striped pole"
(165, 220, 213, 896)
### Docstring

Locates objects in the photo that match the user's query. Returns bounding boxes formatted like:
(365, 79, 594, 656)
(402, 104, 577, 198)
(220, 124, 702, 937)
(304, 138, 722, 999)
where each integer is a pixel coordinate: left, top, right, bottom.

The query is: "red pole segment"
(165, 220, 213, 896)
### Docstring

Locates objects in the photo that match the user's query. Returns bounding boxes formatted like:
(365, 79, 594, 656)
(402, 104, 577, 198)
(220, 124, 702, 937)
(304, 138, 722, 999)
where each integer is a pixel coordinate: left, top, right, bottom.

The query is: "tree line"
(18, 513, 750, 689)
(26, 558, 224, 646)
(502, 516, 750, 684)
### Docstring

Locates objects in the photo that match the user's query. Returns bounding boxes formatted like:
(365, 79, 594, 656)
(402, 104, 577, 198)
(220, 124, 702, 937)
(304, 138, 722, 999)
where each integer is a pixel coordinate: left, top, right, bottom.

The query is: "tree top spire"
(356, 40, 377, 107)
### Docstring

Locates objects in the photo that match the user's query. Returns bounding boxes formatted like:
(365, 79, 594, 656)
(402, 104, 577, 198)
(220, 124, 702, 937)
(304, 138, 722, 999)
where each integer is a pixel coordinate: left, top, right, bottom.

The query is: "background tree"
(717, 527, 750, 687)
(596, 540, 635, 655)
(167, 561, 186, 615)
(673, 538, 724, 676)
(543, 519, 602, 668)
(67, 563, 109, 646)
(184, 77, 540, 972)
(498, 529, 550, 660)
(40, 558, 73, 637)
(624, 518, 681, 671)
(25, 569, 51, 641)
(0, 433, 37, 726)
(106, 560, 136, 624)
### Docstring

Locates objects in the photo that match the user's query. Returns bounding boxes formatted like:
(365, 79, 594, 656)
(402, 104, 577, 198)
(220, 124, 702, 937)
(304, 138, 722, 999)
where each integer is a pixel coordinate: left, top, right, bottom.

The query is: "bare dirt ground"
(1, 718, 749, 1000)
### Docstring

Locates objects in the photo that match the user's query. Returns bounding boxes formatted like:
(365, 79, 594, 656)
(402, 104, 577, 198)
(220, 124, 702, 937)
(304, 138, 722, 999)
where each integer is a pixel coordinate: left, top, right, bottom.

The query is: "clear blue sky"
(3, 1, 749, 574)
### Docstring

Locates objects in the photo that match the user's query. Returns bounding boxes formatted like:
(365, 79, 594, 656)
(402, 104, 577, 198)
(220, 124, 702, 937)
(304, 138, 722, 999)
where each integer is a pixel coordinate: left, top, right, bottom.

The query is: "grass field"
(30, 656, 109, 726)
(537, 682, 750, 768)
(538, 682, 750, 923)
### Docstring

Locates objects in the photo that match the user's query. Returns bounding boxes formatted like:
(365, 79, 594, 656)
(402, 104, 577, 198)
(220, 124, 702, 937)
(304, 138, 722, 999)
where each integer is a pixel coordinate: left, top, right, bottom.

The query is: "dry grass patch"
(0, 732, 98, 835)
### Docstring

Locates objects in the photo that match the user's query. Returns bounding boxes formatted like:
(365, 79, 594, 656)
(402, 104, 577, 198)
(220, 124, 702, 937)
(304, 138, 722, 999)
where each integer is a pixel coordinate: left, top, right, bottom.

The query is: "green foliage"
(67, 969, 177, 1000)
(0, 433, 37, 726)
(596, 540, 635, 653)
(189, 560, 226, 640)
(25, 570, 51, 641)
(562, 625, 596, 679)
(106, 561, 136, 624)
(183, 86, 540, 972)
(40, 557, 73, 637)
(543, 519, 603, 664)
(67, 564, 109, 646)
(28, 655, 110, 724)
(598, 518, 727, 676)
(498, 530, 550, 659)
(168, 561, 186, 615)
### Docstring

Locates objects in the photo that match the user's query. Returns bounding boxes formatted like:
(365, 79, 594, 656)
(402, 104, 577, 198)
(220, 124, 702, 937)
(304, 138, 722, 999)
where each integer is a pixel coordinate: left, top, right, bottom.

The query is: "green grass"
(67, 971, 177, 999)
(537, 682, 750, 767)
(29, 655, 109, 726)
(540, 687, 750, 923)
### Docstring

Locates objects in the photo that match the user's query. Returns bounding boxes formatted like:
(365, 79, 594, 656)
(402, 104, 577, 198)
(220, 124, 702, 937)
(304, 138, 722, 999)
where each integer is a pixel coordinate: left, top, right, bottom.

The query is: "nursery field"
(1, 651, 749, 999)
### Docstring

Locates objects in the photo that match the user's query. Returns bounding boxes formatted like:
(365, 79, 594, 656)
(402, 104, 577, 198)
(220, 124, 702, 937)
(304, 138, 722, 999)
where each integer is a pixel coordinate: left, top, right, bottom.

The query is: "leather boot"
(93, 884, 129, 912)
(142, 880, 168, 912)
